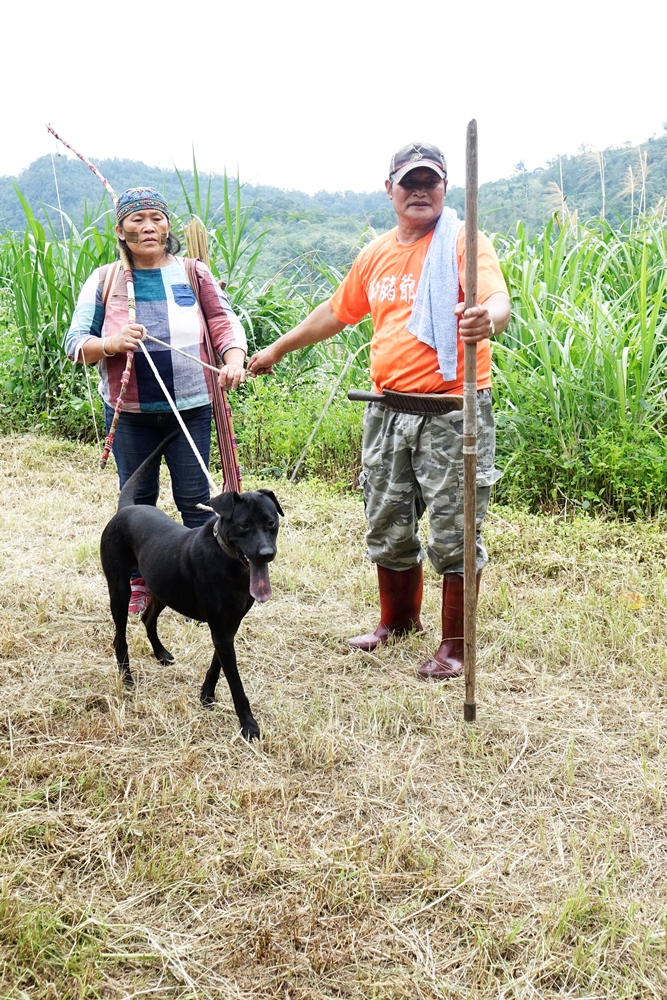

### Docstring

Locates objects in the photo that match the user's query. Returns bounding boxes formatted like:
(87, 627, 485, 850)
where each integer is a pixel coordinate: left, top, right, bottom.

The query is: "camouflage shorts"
(359, 389, 502, 574)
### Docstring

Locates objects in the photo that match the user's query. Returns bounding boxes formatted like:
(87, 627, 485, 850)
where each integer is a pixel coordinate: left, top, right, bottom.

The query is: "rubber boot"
(348, 564, 424, 651)
(418, 572, 481, 681)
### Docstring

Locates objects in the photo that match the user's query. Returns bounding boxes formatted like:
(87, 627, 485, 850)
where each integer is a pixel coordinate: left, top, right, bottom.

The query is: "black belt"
(347, 389, 463, 415)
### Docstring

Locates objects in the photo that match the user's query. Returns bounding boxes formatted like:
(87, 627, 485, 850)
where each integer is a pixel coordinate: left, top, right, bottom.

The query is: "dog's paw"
(242, 719, 261, 742)
(121, 672, 135, 688)
(200, 690, 215, 709)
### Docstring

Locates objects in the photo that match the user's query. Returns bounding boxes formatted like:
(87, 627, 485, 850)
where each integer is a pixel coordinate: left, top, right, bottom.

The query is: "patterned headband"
(116, 187, 169, 224)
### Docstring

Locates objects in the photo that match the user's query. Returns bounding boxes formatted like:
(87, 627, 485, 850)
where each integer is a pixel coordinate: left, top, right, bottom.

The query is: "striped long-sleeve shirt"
(65, 258, 247, 413)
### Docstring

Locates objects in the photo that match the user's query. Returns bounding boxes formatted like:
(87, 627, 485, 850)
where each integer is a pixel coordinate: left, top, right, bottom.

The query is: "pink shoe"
(128, 577, 150, 615)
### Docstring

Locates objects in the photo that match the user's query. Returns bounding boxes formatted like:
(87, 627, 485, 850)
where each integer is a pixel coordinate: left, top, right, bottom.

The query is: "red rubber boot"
(348, 564, 424, 651)
(418, 572, 480, 681)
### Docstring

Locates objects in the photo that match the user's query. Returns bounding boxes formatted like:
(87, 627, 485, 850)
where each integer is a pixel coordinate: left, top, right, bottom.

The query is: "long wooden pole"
(463, 119, 479, 724)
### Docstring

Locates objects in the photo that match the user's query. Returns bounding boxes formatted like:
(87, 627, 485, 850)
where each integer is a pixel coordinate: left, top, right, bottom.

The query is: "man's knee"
(427, 534, 488, 576)
(366, 526, 423, 571)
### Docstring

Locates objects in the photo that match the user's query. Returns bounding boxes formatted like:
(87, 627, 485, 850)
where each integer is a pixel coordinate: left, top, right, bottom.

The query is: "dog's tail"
(117, 430, 180, 511)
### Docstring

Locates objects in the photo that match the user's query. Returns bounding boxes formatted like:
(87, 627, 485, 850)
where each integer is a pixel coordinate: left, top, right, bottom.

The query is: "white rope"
(136, 339, 220, 495)
(51, 147, 102, 453)
(141, 330, 220, 374)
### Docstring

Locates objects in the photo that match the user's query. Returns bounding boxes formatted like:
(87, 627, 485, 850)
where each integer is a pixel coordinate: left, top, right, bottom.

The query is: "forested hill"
(2, 130, 667, 273)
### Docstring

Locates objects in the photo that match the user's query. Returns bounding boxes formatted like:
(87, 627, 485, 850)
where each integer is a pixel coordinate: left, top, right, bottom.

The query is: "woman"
(66, 187, 247, 613)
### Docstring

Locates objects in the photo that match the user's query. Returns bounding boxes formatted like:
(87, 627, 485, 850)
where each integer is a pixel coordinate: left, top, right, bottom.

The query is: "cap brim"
(392, 160, 446, 184)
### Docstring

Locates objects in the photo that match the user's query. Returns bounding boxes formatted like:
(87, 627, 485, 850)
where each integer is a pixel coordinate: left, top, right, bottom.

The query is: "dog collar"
(213, 517, 244, 562)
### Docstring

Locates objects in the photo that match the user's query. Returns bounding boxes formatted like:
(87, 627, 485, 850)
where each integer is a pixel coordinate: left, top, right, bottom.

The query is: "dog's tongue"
(249, 562, 272, 603)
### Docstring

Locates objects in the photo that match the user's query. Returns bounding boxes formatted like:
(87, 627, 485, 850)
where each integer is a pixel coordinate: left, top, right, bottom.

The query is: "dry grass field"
(1, 433, 667, 999)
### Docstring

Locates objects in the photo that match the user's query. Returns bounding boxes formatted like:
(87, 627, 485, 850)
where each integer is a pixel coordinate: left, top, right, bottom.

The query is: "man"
(247, 142, 511, 680)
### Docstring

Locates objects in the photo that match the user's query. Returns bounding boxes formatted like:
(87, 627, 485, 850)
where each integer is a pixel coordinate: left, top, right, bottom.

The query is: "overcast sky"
(3, 0, 665, 194)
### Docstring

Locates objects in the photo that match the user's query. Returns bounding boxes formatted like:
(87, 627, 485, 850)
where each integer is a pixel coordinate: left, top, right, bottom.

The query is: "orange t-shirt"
(329, 226, 508, 394)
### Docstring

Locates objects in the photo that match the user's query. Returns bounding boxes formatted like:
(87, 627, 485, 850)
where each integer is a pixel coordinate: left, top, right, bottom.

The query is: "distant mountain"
(2, 130, 667, 274)
(0, 155, 397, 274)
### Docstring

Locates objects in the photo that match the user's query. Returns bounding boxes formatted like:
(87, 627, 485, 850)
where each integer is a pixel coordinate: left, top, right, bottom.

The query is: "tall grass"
(2, 177, 667, 512)
(494, 216, 667, 513)
(0, 191, 116, 433)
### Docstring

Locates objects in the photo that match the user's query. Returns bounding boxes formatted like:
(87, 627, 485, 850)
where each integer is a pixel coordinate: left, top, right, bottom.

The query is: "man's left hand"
(455, 303, 494, 344)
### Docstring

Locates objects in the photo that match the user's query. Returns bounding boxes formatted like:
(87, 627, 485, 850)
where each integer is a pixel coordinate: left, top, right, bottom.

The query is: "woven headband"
(116, 187, 169, 224)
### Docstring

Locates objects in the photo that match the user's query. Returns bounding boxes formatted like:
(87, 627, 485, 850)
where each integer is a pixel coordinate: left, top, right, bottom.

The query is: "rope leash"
(136, 339, 220, 494)
(140, 330, 221, 374)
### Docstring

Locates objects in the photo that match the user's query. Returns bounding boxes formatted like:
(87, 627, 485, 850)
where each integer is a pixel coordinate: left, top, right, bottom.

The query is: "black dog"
(100, 439, 283, 740)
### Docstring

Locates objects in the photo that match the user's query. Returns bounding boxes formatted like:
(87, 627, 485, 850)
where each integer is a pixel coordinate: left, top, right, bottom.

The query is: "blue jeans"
(104, 404, 214, 528)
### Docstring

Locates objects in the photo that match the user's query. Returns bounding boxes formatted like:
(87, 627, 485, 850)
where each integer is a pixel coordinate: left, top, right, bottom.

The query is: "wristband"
(102, 337, 116, 357)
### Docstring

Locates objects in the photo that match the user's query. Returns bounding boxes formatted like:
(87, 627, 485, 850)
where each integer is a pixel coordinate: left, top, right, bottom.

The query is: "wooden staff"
(46, 124, 136, 470)
(463, 119, 479, 724)
(183, 218, 242, 493)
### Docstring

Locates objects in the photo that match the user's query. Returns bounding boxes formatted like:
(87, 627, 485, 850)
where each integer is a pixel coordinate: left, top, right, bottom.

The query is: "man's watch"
(488, 318, 496, 337)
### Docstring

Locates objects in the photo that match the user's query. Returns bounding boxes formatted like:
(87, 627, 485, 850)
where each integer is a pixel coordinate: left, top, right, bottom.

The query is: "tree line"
(1, 129, 667, 275)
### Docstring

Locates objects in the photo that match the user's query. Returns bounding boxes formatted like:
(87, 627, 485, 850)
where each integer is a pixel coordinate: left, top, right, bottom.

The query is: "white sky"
(2, 0, 666, 194)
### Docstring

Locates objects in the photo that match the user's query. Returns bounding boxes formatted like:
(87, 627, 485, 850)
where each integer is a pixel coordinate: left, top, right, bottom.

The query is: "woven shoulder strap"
(180, 257, 200, 299)
(101, 261, 123, 309)
(177, 256, 241, 492)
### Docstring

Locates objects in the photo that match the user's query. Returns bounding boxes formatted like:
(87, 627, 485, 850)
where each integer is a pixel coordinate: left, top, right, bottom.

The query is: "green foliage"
(493, 215, 667, 514)
(173, 153, 272, 313)
(235, 376, 363, 487)
(0, 192, 115, 437)
(0, 154, 392, 277)
(3, 168, 667, 516)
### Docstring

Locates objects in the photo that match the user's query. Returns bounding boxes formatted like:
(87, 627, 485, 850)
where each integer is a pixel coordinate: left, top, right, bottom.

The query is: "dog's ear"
(208, 491, 239, 519)
(256, 489, 284, 517)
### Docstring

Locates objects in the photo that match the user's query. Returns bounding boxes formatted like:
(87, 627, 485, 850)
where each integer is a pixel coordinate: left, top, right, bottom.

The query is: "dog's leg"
(108, 581, 133, 687)
(200, 650, 221, 707)
(142, 596, 174, 665)
(203, 630, 260, 742)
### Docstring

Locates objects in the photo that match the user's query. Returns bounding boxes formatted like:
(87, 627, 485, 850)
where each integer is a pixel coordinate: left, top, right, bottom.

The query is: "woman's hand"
(217, 347, 247, 390)
(218, 363, 246, 391)
(107, 323, 146, 354)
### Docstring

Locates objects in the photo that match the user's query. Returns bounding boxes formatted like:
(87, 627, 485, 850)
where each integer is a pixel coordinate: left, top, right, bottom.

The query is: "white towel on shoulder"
(406, 206, 464, 382)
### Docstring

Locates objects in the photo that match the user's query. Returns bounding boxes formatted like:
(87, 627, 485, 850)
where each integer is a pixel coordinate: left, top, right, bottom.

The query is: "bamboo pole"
(46, 125, 136, 471)
(463, 119, 479, 724)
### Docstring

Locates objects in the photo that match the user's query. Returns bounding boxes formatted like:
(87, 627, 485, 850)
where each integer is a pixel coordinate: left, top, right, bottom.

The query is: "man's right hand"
(247, 302, 346, 377)
(247, 343, 283, 377)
